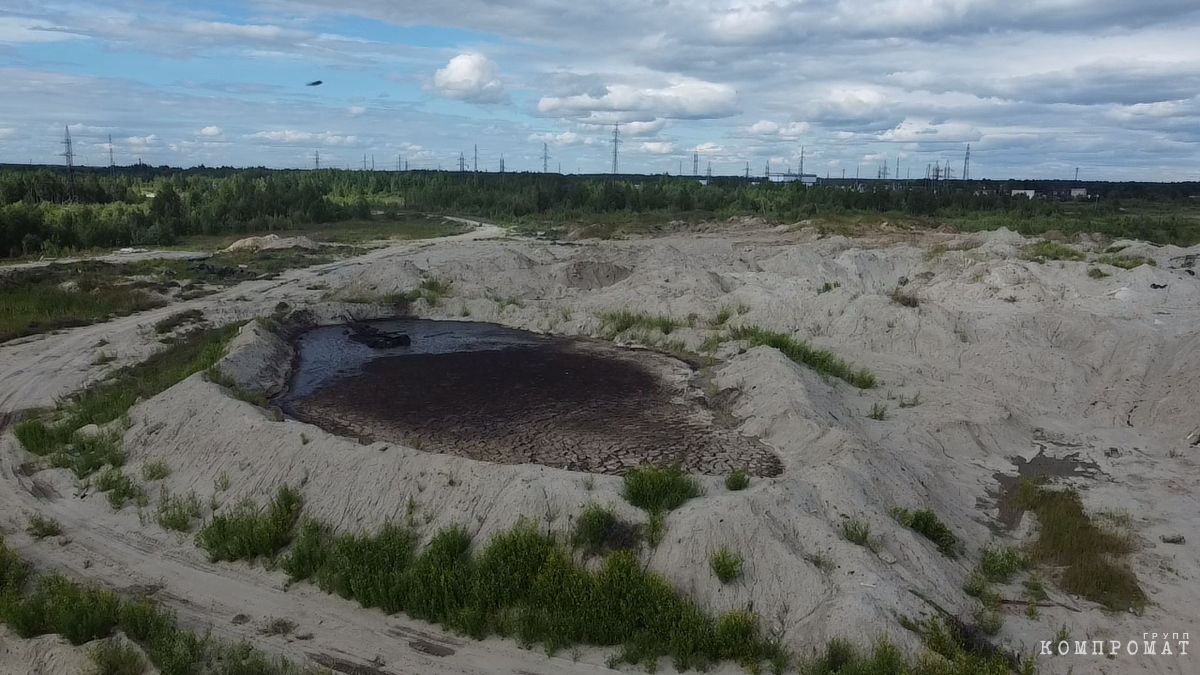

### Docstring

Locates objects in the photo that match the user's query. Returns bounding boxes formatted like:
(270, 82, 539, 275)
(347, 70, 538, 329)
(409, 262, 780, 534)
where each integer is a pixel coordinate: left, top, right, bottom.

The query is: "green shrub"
(153, 309, 204, 335)
(96, 468, 140, 510)
(1087, 267, 1109, 279)
(907, 509, 959, 559)
(26, 513, 63, 539)
(140, 461, 170, 481)
(868, 402, 888, 420)
(645, 511, 665, 548)
(156, 488, 202, 533)
(980, 546, 1026, 583)
(709, 546, 742, 584)
(843, 518, 872, 547)
(818, 282, 840, 294)
(404, 526, 473, 623)
(622, 464, 701, 512)
(725, 470, 750, 491)
(87, 639, 147, 675)
(9, 573, 120, 644)
(599, 310, 682, 336)
(889, 288, 919, 308)
(1096, 253, 1154, 270)
(729, 325, 876, 388)
(0, 535, 29, 592)
(195, 484, 302, 562)
(571, 504, 641, 556)
(1022, 241, 1085, 262)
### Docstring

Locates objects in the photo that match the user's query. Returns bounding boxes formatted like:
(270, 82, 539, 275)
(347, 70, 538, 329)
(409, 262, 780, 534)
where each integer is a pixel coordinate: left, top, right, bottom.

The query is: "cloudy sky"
(2, 0, 1199, 180)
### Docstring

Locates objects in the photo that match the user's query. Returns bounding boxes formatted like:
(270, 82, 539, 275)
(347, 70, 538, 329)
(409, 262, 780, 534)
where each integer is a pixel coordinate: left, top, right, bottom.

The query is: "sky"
(2, 1, 1199, 180)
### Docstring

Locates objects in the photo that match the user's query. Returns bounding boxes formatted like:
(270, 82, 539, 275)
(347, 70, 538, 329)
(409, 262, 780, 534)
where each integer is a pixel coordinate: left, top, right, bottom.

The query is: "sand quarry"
(1, 221, 1198, 674)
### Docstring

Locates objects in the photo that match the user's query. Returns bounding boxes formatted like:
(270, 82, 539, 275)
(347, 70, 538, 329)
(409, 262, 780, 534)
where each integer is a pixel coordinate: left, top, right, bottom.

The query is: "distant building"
(1069, 188, 1088, 199)
(1012, 189, 1036, 199)
(769, 173, 818, 186)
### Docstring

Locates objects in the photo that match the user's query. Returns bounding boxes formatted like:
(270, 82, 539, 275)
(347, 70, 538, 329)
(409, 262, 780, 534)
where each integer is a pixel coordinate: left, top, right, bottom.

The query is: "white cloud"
(528, 131, 583, 146)
(126, 134, 159, 147)
(693, 142, 722, 154)
(749, 120, 779, 135)
(348, 106, 367, 117)
(640, 141, 675, 154)
(0, 128, 15, 139)
(749, 120, 810, 138)
(0, 17, 78, 44)
(200, 126, 222, 136)
(248, 130, 357, 146)
(878, 120, 982, 143)
(432, 53, 507, 104)
(538, 78, 739, 122)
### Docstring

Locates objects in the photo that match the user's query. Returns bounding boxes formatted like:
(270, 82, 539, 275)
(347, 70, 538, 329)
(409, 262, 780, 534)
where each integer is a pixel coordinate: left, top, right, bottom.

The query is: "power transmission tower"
(371, 155, 375, 171)
(108, 134, 115, 177)
(314, 150, 320, 170)
(745, 161, 750, 179)
(500, 154, 505, 173)
(963, 144, 971, 181)
(799, 146, 805, 176)
(1074, 167, 1080, 182)
(706, 161, 712, 179)
(693, 152, 699, 176)
(611, 124, 620, 175)
(459, 152, 466, 172)
(473, 144, 478, 173)
(765, 161, 770, 178)
(895, 156, 900, 182)
(363, 154, 367, 171)
(542, 143, 549, 173)
(61, 126, 75, 202)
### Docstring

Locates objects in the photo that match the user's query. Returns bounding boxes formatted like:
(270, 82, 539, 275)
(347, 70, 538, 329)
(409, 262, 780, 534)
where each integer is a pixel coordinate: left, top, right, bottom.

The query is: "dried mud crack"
(285, 339, 782, 476)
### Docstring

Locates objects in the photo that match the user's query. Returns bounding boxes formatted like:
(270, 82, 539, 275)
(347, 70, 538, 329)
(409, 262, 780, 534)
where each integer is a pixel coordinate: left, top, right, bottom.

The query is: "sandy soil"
(1, 221, 1198, 674)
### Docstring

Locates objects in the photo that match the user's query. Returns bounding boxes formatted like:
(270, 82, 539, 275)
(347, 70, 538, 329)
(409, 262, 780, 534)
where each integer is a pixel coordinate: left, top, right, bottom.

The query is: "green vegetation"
(0, 265, 166, 344)
(195, 484, 303, 563)
(842, 518, 874, 549)
(400, 276, 453, 307)
(868, 402, 888, 421)
(645, 511, 665, 548)
(205, 366, 270, 407)
(156, 488, 203, 533)
(1087, 267, 1109, 279)
(96, 468, 141, 510)
(14, 324, 242, 475)
(729, 325, 876, 389)
(1012, 478, 1145, 612)
(709, 545, 742, 584)
(87, 639, 147, 675)
(725, 470, 750, 491)
(0, 534, 322, 675)
(489, 293, 525, 310)
(153, 309, 204, 335)
(260, 617, 297, 637)
(1095, 253, 1155, 269)
(818, 282, 841, 294)
(892, 507, 959, 558)
(889, 288, 920, 308)
(25, 513, 62, 539)
(980, 546, 1027, 583)
(804, 616, 1023, 675)
(140, 461, 170, 481)
(600, 310, 683, 337)
(1021, 241, 1085, 263)
(571, 504, 641, 557)
(284, 517, 782, 670)
(622, 464, 701, 512)
(898, 393, 921, 408)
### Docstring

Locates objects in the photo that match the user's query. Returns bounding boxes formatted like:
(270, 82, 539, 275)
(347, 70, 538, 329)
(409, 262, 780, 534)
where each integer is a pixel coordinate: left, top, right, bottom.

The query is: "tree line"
(1, 165, 1197, 257)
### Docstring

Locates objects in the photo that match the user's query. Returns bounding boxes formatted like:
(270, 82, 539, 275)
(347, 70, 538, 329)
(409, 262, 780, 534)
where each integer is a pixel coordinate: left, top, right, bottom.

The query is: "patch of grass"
(13, 324, 242, 475)
(0, 263, 168, 344)
(153, 309, 204, 335)
(892, 507, 959, 558)
(843, 518, 874, 549)
(808, 617, 1016, 675)
(156, 488, 203, 533)
(4, 572, 121, 644)
(1021, 241, 1085, 263)
(709, 545, 742, 584)
(26, 513, 63, 539)
(195, 484, 303, 563)
(260, 617, 297, 636)
(599, 310, 683, 337)
(805, 552, 835, 574)
(725, 470, 750, 491)
(87, 639, 147, 675)
(889, 288, 920, 308)
(818, 281, 841, 294)
(621, 464, 701, 512)
(571, 504, 642, 557)
(1023, 575, 1049, 602)
(1087, 267, 1110, 279)
(972, 607, 1004, 636)
(1095, 253, 1154, 270)
(140, 460, 170, 481)
(489, 293, 525, 310)
(92, 353, 117, 366)
(284, 517, 779, 670)
(1012, 478, 1145, 612)
(980, 546, 1027, 583)
(205, 367, 270, 407)
(898, 393, 921, 408)
(868, 402, 888, 420)
(729, 325, 876, 389)
(400, 276, 453, 307)
(96, 468, 141, 510)
(712, 306, 733, 326)
(645, 511, 665, 548)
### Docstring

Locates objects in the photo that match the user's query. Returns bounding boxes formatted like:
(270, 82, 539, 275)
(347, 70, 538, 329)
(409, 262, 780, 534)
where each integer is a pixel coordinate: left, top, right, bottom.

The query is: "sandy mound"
(222, 234, 319, 252)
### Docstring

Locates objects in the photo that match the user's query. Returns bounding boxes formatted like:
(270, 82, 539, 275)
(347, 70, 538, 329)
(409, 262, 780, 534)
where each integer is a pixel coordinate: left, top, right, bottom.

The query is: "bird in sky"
(306, 80, 323, 87)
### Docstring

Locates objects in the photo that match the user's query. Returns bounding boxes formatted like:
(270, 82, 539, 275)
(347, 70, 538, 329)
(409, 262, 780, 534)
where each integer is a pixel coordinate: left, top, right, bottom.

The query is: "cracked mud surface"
(283, 325, 781, 476)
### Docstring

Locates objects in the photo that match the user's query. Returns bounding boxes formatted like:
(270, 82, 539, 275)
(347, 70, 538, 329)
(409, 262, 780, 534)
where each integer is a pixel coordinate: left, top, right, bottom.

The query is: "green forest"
(2, 165, 1199, 258)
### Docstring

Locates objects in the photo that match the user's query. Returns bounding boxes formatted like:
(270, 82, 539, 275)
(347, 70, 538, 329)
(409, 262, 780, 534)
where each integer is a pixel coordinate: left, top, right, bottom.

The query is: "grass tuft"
(26, 513, 63, 539)
(571, 504, 642, 557)
(842, 518, 874, 550)
(724, 470, 750, 491)
(156, 488, 203, 533)
(729, 325, 875, 388)
(1021, 241, 1085, 262)
(1087, 267, 1109, 279)
(140, 461, 170, 481)
(95, 468, 140, 510)
(622, 464, 701, 512)
(889, 288, 920, 308)
(599, 310, 683, 337)
(153, 309, 204, 335)
(868, 402, 888, 420)
(1096, 253, 1154, 270)
(195, 484, 303, 563)
(709, 546, 742, 584)
(87, 639, 147, 675)
(980, 546, 1027, 583)
(892, 507, 959, 558)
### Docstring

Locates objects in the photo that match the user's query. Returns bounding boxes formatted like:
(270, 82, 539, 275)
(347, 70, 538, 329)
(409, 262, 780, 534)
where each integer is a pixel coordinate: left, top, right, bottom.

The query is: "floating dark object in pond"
(347, 321, 411, 348)
(1150, 283, 1168, 289)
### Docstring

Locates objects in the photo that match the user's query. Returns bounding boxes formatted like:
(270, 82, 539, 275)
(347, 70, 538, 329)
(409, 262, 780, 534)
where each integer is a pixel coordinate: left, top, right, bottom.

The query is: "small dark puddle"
(277, 319, 781, 477)
(990, 450, 1101, 529)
